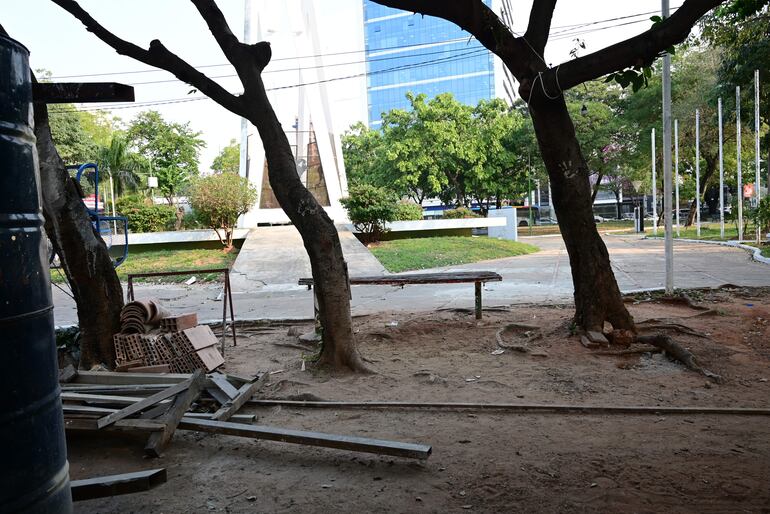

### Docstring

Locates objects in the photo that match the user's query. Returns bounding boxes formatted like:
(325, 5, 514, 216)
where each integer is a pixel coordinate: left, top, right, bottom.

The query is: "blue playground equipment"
(59, 163, 129, 267)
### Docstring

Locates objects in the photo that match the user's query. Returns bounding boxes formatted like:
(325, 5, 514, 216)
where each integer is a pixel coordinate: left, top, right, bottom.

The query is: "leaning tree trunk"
(34, 101, 123, 368)
(244, 70, 366, 373)
(529, 97, 635, 332)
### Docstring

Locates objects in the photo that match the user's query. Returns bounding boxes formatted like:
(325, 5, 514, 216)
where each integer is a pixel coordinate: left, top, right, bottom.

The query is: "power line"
(49, 47, 488, 114)
(46, 7, 682, 81)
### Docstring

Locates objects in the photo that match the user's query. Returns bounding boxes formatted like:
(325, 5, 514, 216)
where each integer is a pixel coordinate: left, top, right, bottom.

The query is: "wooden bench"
(298, 271, 503, 319)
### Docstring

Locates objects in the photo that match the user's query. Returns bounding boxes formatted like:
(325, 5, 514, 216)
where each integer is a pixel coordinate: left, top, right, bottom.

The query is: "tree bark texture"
(34, 101, 123, 368)
(371, 0, 724, 332)
(244, 79, 366, 372)
(528, 97, 635, 331)
(49, 0, 367, 372)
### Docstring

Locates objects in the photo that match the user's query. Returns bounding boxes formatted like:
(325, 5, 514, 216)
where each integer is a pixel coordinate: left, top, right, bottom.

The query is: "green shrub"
(393, 201, 424, 221)
(115, 194, 176, 233)
(340, 184, 398, 242)
(190, 173, 258, 249)
(752, 197, 770, 235)
(182, 209, 207, 230)
(443, 207, 478, 219)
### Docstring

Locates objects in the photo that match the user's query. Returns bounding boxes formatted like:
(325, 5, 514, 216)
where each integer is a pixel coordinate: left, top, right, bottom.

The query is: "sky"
(1, 0, 672, 171)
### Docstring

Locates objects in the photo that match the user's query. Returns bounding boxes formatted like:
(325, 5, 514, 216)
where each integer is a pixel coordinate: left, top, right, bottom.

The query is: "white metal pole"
(652, 128, 657, 235)
(717, 98, 725, 239)
(675, 118, 680, 236)
(755, 69, 762, 243)
(662, 0, 674, 294)
(695, 109, 701, 238)
(737, 86, 743, 242)
(109, 175, 117, 235)
(238, 0, 252, 183)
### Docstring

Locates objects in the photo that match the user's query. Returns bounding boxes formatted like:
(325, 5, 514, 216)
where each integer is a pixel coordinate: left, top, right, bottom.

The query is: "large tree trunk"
(529, 97, 635, 332)
(245, 73, 366, 373)
(33, 101, 123, 369)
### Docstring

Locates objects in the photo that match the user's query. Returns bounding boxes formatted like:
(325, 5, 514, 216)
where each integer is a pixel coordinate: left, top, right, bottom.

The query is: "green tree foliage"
(342, 93, 527, 210)
(115, 194, 176, 233)
(126, 110, 205, 204)
(48, 105, 99, 164)
(393, 201, 424, 221)
(190, 173, 258, 250)
(340, 184, 398, 242)
(212, 139, 241, 174)
(96, 135, 145, 197)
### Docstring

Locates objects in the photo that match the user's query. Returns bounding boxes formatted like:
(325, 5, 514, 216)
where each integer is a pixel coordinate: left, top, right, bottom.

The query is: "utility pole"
(662, 0, 674, 294)
(719, 97, 725, 239)
(755, 69, 762, 243)
(737, 86, 743, 241)
(239, 0, 251, 182)
(675, 118, 680, 237)
(696, 109, 701, 238)
(652, 127, 657, 235)
(527, 152, 533, 235)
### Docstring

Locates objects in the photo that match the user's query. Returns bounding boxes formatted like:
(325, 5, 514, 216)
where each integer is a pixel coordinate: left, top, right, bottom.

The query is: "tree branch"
(189, 0, 242, 64)
(524, 0, 558, 56)
(370, 0, 528, 72)
(49, 0, 244, 115)
(551, 0, 724, 91)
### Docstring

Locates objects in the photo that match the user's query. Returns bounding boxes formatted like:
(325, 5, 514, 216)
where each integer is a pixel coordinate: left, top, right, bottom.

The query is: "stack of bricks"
(112, 312, 224, 373)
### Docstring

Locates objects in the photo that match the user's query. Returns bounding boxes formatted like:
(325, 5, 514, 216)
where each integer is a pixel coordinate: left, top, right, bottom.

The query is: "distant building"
(362, 0, 513, 127)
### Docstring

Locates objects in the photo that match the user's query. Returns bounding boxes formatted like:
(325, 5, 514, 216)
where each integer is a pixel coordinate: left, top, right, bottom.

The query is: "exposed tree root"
(636, 320, 709, 338)
(635, 334, 722, 383)
(495, 324, 542, 353)
(594, 346, 662, 356)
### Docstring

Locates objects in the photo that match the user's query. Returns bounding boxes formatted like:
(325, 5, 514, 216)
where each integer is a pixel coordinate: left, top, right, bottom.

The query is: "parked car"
(594, 215, 606, 223)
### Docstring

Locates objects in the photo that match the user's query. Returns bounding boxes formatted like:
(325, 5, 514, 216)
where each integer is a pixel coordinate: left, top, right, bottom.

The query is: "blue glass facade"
(363, 1, 495, 127)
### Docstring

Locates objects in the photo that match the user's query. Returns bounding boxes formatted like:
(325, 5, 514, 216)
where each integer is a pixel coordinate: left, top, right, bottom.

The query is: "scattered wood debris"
(60, 370, 431, 460)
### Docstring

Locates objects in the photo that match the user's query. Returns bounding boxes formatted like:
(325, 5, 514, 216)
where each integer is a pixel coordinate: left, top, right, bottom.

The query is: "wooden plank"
(62, 392, 156, 405)
(177, 418, 432, 460)
(210, 373, 240, 399)
(62, 404, 254, 422)
(64, 418, 165, 433)
(211, 373, 267, 421)
(144, 370, 206, 457)
(206, 386, 230, 406)
(247, 400, 770, 416)
(33, 82, 135, 104)
(59, 364, 77, 383)
(96, 377, 195, 429)
(61, 384, 176, 394)
(74, 370, 196, 385)
(70, 468, 166, 502)
(299, 271, 502, 287)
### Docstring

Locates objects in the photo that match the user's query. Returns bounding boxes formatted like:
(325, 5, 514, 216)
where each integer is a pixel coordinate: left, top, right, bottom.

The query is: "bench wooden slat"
(298, 271, 502, 287)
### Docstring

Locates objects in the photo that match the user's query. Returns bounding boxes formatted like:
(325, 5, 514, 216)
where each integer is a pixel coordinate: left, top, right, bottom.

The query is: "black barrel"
(0, 35, 72, 513)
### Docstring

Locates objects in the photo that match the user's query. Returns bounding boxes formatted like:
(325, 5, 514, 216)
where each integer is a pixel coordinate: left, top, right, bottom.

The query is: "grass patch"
(762, 247, 770, 258)
(51, 247, 238, 284)
(524, 220, 633, 236)
(369, 236, 539, 273)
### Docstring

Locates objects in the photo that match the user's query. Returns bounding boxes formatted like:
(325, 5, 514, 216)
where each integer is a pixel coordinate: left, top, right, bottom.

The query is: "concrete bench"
(298, 271, 503, 319)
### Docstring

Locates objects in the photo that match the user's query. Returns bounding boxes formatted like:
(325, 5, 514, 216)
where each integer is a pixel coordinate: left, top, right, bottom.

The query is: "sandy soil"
(69, 287, 770, 513)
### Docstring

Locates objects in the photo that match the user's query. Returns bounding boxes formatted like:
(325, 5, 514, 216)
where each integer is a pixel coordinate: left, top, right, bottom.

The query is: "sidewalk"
(52, 234, 770, 326)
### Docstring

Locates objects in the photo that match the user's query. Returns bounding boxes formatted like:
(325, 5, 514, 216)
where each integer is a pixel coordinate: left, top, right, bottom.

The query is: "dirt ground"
(69, 287, 770, 513)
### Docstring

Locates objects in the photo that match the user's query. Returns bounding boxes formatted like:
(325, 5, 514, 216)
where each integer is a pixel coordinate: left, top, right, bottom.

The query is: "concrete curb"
(644, 236, 770, 265)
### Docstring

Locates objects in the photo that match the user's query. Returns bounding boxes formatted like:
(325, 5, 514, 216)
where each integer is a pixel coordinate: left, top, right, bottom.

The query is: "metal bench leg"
(313, 288, 322, 334)
(475, 282, 482, 320)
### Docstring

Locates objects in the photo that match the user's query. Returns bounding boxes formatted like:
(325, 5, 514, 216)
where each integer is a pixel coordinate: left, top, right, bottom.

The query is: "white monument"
(240, 0, 364, 226)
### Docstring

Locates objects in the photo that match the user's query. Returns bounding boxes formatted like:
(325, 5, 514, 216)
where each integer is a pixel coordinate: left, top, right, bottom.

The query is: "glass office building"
(363, 0, 497, 127)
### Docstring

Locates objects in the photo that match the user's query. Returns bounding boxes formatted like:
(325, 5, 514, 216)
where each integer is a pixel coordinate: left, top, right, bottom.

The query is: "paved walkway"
(52, 233, 770, 326)
(229, 225, 384, 291)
